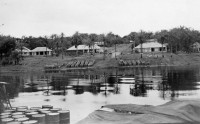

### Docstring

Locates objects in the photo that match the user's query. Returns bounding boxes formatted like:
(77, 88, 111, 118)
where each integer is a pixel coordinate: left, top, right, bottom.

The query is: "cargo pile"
(119, 59, 150, 66)
(64, 59, 95, 68)
(0, 105, 70, 124)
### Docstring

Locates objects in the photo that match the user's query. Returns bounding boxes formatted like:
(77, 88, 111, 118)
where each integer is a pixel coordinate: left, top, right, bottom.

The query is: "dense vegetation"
(1, 26, 200, 65)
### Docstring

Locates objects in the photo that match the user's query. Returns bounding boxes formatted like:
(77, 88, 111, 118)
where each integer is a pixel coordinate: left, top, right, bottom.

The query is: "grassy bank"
(1, 44, 200, 72)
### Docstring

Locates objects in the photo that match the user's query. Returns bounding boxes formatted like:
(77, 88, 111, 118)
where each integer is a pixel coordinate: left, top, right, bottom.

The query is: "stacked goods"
(0, 105, 70, 124)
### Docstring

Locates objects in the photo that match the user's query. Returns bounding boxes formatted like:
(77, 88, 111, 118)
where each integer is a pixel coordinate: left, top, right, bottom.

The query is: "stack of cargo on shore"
(65, 59, 95, 68)
(0, 105, 70, 124)
(44, 59, 95, 71)
(44, 64, 60, 70)
(118, 59, 150, 66)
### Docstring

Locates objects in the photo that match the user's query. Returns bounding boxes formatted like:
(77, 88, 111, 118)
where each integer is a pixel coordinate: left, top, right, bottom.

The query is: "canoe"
(75, 60, 81, 67)
(84, 60, 89, 67)
(88, 60, 95, 66)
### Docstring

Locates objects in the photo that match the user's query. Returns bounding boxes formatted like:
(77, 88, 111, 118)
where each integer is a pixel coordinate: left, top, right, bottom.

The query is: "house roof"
(16, 46, 31, 52)
(67, 44, 101, 51)
(192, 42, 200, 48)
(135, 41, 167, 49)
(31, 47, 52, 52)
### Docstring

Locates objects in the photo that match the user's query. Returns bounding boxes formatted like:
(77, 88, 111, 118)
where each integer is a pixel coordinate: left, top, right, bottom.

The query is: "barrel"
(0, 115, 11, 124)
(46, 113, 59, 124)
(12, 112, 24, 116)
(12, 114, 26, 119)
(22, 120, 38, 124)
(17, 106, 28, 110)
(0, 112, 11, 116)
(17, 109, 27, 113)
(7, 121, 21, 124)
(30, 107, 41, 111)
(38, 108, 49, 113)
(1, 118, 14, 124)
(50, 108, 62, 113)
(25, 112, 38, 118)
(31, 114, 46, 124)
(11, 107, 17, 111)
(4, 109, 16, 113)
(39, 110, 51, 115)
(42, 105, 53, 109)
(58, 110, 70, 120)
(0, 114, 11, 119)
(15, 117, 29, 122)
(25, 110, 37, 113)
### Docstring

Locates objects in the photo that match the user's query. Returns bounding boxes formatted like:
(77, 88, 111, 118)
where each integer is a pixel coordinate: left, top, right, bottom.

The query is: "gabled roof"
(31, 47, 52, 52)
(135, 40, 167, 49)
(67, 44, 101, 51)
(192, 42, 200, 48)
(16, 46, 31, 52)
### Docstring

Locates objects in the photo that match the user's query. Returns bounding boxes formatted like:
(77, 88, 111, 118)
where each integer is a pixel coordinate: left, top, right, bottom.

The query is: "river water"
(0, 66, 200, 123)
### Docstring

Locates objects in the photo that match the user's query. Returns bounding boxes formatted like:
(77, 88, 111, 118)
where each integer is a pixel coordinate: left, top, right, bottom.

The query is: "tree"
(128, 32, 137, 53)
(71, 32, 82, 56)
(82, 35, 91, 54)
(134, 30, 150, 58)
(11, 51, 20, 65)
(0, 36, 16, 59)
(89, 33, 98, 55)
(60, 33, 64, 59)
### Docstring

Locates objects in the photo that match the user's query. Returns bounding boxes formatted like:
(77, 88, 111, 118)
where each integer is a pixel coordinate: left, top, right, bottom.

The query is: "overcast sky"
(0, 0, 200, 37)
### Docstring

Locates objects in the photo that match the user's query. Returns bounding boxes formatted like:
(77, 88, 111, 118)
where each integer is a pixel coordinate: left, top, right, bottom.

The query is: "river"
(0, 66, 200, 123)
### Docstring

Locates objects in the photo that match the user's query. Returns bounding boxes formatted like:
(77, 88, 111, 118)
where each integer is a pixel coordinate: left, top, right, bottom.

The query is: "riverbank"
(76, 99, 200, 124)
(1, 52, 200, 73)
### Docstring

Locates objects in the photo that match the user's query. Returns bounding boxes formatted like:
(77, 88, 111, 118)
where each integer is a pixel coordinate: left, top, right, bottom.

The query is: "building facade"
(30, 47, 52, 56)
(134, 39, 167, 53)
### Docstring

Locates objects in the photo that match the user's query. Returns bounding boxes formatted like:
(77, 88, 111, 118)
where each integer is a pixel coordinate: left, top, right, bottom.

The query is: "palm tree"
(50, 34, 59, 56)
(139, 35, 143, 58)
(72, 32, 82, 56)
(161, 36, 165, 57)
(60, 33, 64, 59)
(128, 32, 136, 53)
(89, 34, 97, 55)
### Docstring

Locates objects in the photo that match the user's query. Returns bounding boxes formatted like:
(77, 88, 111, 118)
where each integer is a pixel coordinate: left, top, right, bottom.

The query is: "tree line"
(1, 26, 200, 64)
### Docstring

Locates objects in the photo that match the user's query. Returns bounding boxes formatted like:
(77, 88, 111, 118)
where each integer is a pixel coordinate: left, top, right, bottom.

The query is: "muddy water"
(1, 66, 200, 123)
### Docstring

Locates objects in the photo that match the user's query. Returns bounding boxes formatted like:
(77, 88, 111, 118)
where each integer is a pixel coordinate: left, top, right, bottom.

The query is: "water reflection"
(0, 70, 199, 101)
(0, 67, 199, 102)
(1, 66, 200, 123)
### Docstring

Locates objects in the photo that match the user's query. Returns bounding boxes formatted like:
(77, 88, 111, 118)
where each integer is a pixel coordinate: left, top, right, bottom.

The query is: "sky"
(0, 0, 200, 38)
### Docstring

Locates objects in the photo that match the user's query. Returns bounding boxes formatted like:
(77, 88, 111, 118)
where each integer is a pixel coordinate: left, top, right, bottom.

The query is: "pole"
(139, 36, 143, 58)
(115, 43, 116, 59)
(103, 37, 106, 60)
(46, 37, 47, 57)
(161, 36, 164, 58)
(103, 41, 105, 60)
(61, 33, 64, 59)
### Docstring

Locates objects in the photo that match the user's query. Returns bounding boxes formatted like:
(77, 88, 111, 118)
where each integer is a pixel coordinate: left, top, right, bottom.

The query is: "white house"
(191, 42, 200, 52)
(134, 39, 167, 53)
(16, 47, 31, 56)
(67, 44, 102, 54)
(30, 47, 52, 56)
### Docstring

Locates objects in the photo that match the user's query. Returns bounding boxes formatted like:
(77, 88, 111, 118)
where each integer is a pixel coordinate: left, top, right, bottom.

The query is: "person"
(0, 82, 10, 112)
(0, 86, 5, 113)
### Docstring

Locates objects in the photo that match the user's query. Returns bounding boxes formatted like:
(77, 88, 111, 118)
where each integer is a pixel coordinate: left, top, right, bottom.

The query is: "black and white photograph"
(1, 0, 200, 124)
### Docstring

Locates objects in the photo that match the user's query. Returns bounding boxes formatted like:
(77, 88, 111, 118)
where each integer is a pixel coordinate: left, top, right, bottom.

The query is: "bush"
(1, 57, 11, 65)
